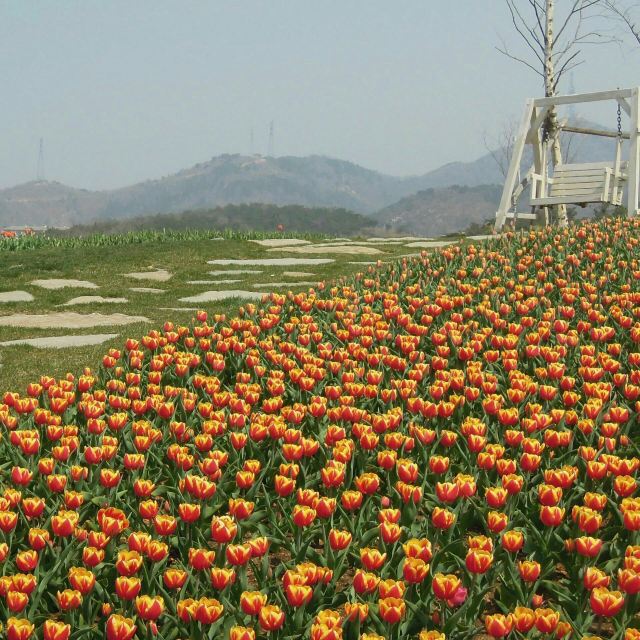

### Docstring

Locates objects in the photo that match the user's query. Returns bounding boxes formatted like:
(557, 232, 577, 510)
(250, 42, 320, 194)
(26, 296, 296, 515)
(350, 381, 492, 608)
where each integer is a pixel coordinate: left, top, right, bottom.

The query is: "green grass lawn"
(0, 236, 420, 392)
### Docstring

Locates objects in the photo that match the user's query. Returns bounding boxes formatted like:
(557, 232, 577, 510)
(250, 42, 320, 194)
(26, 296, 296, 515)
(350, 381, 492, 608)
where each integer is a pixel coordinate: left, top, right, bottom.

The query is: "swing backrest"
(530, 160, 627, 207)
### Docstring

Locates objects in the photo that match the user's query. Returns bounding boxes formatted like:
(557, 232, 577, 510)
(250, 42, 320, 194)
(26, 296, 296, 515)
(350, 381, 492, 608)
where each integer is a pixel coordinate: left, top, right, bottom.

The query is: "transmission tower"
(37, 138, 45, 181)
(268, 121, 274, 157)
(567, 73, 577, 121)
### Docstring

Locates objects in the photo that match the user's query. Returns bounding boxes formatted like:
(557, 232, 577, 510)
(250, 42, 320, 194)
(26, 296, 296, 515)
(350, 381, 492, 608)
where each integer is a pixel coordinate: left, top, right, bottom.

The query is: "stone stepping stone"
(187, 279, 241, 285)
(62, 296, 128, 306)
(348, 261, 377, 265)
(31, 279, 98, 290)
(251, 239, 311, 247)
(405, 241, 457, 248)
(0, 312, 148, 329)
(208, 259, 333, 266)
(468, 235, 494, 241)
(0, 291, 34, 303)
(0, 334, 118, 349)
(159, 307, 201, 312)
(253, 281, 316, 289)
(179, 290, 264, 303)
(267, 245, 382, 255)
(366, 236, 433, 242)
(124, 269, 172, 282)
(129, 287, 165, 294)
(281, 271, 314, 277)
(208, 269, 263, 276)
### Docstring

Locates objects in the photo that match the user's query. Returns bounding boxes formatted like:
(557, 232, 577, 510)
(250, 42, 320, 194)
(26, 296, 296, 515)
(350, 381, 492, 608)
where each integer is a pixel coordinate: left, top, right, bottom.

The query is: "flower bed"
(1, 219, 640, 639)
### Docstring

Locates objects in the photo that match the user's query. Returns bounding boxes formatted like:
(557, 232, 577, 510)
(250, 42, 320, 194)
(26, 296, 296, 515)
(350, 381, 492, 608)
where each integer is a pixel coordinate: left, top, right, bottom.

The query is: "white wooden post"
(494, 100, 534, 232)
(628, 87, 640, 217)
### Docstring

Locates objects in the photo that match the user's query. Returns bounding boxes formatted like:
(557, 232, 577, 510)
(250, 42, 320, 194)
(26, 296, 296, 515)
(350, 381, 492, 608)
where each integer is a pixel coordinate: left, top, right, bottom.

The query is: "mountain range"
(0, 119, 620, 235)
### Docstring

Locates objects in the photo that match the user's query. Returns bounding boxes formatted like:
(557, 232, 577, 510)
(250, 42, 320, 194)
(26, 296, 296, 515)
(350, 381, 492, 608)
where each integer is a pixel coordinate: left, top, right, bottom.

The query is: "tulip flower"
(6, 618, 35, 640)
(240, 591, 267, 616)
(135, 595, 165, 621)
(378, 597, 406, 624)
(195, 597, 224, 624)
(43, 620, 71, 640)
(590, 587, 625, 617)
(105, 614, 137, 640)
(258, 604, 285, 631)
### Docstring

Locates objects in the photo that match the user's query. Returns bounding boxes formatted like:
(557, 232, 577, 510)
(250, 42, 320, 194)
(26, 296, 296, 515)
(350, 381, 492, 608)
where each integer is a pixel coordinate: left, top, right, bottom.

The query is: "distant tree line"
(50, 203, 376, 238)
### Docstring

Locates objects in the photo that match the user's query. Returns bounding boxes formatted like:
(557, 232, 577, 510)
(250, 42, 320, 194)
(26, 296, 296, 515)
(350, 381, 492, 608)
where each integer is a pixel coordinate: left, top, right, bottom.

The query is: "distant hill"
(0, 155, 413, 227)
(50, 203, 376, 237)
(0, 120, 621, 230)
(373, 185, 502, 236)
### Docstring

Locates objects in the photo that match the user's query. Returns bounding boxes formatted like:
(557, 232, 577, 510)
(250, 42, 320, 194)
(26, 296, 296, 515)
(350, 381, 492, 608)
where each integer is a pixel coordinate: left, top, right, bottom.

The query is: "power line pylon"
(37, 138, 45, 181)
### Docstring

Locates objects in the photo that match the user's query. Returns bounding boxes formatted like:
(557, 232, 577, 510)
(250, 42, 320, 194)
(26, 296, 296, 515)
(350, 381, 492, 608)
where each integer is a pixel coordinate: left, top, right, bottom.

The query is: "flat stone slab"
(251, 239, 311, 247)
(0, 334, 118, 349)
(124, 269, 172, 282)
(208, 269, 263, 275)
(129, 287, 165, 294)
(0, 312, 148, 329)
(253, 281, 316, 288)
(0, 291, 34, 303)
(208, 258, 333, 266)
(179, 290, 264, 303)
(187, 279, 241, 285)
(267, 245, 382, 255)
(159, 307, 201, 312)
(348, 261, 377, 265)
(31, 279, 98, 290)
(281, 271, 314, 277)
(366, 236, 433, 242)
(467, 235, 494, 241)
(62, 296, 128, 306)
(405, 241, 456, 248)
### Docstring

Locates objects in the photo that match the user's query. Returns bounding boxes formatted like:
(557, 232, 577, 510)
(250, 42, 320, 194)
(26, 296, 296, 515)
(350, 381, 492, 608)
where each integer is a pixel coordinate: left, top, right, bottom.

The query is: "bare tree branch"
(496, 45, 546, 76)
(602, 0, 640, 44)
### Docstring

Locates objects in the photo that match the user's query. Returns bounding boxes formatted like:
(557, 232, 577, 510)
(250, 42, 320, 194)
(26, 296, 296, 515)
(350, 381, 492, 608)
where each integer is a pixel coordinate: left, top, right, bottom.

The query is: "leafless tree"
(498, 0, 614, 226)
(484, 116, 578, 181)
(600, 0, 640, 45)
(483, 120, 519, 179)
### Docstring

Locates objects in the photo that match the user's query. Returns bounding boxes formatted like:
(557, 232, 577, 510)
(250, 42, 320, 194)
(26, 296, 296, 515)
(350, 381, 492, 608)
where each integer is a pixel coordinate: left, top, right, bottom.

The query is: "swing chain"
(617, 101, 622, 137)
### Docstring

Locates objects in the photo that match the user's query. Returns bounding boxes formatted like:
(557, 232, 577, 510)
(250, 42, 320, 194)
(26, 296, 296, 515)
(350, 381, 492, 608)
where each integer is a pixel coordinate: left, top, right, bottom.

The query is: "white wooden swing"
(494, 87, 640, 231)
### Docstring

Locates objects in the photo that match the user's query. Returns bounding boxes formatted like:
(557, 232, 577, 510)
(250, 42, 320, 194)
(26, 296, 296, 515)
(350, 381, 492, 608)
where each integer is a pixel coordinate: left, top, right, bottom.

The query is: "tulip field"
(2, 218, 640, 639)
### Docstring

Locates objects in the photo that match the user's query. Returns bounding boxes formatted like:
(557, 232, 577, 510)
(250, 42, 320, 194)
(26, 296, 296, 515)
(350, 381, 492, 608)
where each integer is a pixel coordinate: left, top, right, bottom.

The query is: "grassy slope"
(0, 237, 411, 392)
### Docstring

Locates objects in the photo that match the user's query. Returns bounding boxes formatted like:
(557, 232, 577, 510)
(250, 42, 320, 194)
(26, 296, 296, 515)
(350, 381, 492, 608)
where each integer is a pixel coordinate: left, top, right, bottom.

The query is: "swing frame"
(494, 87, 640, 232)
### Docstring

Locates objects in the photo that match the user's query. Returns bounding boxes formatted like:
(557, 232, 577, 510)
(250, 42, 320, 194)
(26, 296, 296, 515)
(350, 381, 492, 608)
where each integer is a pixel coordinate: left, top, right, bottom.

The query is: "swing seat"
(530, 161, 627, 207)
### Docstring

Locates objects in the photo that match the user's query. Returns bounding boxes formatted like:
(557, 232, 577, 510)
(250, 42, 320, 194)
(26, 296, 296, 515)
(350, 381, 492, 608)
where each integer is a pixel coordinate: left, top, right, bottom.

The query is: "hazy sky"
(2, 1, 639, 190)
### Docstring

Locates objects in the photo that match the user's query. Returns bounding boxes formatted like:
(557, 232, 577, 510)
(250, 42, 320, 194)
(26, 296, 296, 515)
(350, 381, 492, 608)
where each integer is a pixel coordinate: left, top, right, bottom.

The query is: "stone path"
(0, 312, 148, 329)
(31, 279, 98, 290)
(281, 271, 314, 277)
(268, 245, 382, 255)
(208, 258, 333, 266)
(62, 296, 128, 306)
(405, 241, 456, 248)
(0, 291, 34, 303)
(129, 287, 165, 294)
(0, 334, 118, 349)
(251, 239, 311, 247)
(208, 269, 263, 275)
(179, 290, 264, 303)
(253, 281, 316, 288)
(187, 279, 241, 285)
(124, 269, 172, 282)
